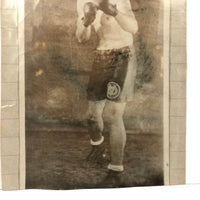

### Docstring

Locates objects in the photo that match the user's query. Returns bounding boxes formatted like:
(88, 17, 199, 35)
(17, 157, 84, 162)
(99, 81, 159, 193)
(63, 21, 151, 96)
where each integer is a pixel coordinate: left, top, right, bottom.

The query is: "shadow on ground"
(26, 127, 163, 190)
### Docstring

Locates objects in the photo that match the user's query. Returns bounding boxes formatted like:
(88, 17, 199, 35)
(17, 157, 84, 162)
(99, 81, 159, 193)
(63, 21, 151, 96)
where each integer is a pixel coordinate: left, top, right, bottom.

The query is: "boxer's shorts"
(87, 46, 137, 102)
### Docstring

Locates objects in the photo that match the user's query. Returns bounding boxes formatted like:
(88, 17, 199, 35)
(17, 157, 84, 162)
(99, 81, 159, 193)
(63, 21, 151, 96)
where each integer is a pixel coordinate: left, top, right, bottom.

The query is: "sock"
(90, 136, 104, 146)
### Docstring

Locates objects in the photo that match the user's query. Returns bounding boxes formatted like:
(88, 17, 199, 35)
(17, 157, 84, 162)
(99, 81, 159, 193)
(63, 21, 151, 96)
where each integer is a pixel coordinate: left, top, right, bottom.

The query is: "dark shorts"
(87, 46, 137, 102)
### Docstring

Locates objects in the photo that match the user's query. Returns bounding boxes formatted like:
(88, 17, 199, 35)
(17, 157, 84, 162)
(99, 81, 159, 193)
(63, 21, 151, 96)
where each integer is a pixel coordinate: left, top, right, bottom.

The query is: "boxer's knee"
(102, 107, 122, 125)
(87, 100, 105, 122)
(87, 106, 104, 133)
(87, 106, 102, 122)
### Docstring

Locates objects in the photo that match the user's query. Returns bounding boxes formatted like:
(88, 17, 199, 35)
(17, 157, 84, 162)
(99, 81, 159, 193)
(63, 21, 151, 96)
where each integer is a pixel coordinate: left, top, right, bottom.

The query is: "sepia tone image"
(25, 0, 164, 189)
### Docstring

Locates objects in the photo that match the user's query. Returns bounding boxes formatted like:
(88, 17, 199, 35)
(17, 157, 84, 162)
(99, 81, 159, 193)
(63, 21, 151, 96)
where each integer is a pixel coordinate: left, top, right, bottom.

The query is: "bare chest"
(93, 11, 119, 32)
(101, 13, 116, 25)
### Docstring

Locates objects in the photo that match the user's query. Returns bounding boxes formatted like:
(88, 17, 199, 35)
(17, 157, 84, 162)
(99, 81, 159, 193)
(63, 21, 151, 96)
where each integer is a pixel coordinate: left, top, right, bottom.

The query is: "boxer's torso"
(92, 0, 133, 50)
(93, 11, 133, 50)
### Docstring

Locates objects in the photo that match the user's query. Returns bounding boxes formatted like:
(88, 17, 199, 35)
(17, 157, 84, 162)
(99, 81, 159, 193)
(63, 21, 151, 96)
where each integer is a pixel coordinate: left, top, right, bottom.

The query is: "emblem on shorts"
(107, 82, 121, 100)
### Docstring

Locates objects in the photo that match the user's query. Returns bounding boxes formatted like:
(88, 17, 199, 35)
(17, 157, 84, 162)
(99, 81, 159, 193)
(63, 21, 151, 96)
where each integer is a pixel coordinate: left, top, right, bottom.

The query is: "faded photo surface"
(25, 0, 164, 189)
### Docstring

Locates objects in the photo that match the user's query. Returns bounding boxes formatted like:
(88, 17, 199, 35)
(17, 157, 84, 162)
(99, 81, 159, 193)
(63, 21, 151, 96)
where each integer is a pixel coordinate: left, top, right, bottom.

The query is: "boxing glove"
(82, 2, 97, 27)
(97, 0, 118, 17)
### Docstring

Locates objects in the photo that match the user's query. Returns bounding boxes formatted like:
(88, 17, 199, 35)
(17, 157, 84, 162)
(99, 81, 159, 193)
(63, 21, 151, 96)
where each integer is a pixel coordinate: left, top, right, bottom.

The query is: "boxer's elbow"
(76, 32, 84, 43)
(77, 35, 90, 43)
(76, 32, 86, 43)
(126, 14, 138, 34)
(133, 25, 138, 35)
(117, 13, 138, 35)
(76, 28, 91, 43)
(123, 23, 138, 35)
(130, 21, 138, 35)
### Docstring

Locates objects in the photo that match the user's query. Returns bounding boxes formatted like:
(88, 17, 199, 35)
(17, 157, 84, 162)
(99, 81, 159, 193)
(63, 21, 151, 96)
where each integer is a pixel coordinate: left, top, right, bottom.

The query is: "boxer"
(76, 0, 138, 186)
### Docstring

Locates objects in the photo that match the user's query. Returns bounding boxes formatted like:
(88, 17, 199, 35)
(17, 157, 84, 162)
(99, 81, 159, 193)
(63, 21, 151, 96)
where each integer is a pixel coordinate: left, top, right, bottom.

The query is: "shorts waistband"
(94, 46, 132, 56)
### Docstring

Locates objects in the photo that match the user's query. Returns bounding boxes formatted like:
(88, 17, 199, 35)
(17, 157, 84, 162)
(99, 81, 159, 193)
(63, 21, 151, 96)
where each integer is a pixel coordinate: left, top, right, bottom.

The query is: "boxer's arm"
(76, 0, 92, 43)
(114, 0, 138, 34)
(76, 17, 92, 43)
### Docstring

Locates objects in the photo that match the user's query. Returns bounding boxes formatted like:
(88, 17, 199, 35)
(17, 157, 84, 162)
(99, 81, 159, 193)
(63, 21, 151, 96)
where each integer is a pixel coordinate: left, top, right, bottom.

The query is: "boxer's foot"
(86, 144, 109, 166)
(97, 170, 123, 188)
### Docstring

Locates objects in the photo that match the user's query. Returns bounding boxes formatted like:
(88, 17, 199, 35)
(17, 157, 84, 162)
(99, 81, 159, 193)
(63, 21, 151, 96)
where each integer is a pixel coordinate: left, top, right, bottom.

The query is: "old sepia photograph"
(25, 0, 164, 189)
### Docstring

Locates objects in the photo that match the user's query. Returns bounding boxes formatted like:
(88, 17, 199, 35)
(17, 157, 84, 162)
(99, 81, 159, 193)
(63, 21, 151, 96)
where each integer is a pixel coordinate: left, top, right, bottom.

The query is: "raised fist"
(82, 2, 97, 27)
(97, 0, 118, 17)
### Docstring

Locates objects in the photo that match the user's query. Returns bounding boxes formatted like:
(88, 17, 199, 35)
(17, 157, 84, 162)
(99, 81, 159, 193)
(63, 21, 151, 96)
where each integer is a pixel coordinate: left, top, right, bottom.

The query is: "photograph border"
(0, 0, 186, 190)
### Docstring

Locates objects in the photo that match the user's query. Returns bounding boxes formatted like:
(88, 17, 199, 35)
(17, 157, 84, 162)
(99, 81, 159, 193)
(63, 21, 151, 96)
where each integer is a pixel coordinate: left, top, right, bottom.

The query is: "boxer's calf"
(102, 101, 126, 167)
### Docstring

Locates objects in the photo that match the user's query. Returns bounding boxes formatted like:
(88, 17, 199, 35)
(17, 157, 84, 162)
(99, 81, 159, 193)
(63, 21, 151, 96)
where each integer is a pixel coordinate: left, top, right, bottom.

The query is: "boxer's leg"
(86, 100, 108, 162)
(87, 100, 106, 143)
(103, 100, 126, 171)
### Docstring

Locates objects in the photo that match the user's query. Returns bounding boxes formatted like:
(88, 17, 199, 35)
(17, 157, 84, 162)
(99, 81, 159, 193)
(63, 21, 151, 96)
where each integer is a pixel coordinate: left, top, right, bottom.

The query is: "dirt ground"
(26, 126, 163, 190)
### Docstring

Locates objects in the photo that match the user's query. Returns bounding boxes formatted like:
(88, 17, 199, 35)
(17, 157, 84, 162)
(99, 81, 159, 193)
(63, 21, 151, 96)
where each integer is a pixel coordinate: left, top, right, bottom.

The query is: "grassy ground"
(26, 129, 163, 190)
